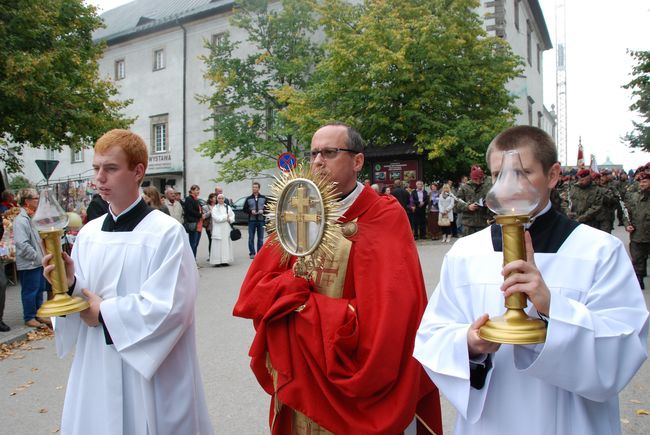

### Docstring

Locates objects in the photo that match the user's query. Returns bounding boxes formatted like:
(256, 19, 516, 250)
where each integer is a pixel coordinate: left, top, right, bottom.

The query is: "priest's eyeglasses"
(310, 147, 359, 160)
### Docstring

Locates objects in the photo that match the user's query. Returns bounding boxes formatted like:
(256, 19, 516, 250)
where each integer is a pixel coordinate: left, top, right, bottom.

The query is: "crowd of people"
(0, 124, 647, 435)
(378, 159, 649, 291)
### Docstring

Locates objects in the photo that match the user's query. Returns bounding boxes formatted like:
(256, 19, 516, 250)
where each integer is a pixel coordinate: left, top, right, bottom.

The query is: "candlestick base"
(36, 293, 89, 318)
(479, 307, 547, 344)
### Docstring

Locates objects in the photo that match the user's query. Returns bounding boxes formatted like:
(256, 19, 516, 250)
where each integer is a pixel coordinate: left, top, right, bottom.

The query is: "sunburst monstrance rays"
(265, 164, 342, 274)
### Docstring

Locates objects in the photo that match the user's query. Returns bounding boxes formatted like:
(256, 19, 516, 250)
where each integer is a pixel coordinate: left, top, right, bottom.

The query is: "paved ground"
(0, 226, 648, 434)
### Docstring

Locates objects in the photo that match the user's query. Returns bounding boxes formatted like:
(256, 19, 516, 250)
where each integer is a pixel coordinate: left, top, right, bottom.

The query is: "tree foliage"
(278, 0, 523, 176)
(197, 0, 322, 182)
(622, 50, 650, 152)
(8, 174, 32, 191)
(0, 0, 133, 173)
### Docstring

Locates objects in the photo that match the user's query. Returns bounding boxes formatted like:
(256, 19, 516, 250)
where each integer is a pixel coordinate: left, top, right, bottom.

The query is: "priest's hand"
(80, 288, 103, 327)
(468, 314, 500, 358)
(500, 231, 551, 317)
(42, 252, 76, 288)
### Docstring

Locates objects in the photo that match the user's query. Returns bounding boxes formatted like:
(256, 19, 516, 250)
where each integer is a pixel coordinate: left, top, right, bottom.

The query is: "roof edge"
(94, 2, 234, 46)
(528, 0, 553, 50)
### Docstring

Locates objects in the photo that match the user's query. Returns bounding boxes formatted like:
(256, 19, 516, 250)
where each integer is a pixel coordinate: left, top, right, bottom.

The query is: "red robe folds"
(234, 186, 442, 434)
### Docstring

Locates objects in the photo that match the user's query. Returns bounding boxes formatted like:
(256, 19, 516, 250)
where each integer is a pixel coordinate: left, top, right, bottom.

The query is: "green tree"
(622, 50, 650, 152)
(279, 0, 522, 176)
(0, 0, 132, 173)
(197, 0, 322, 182)
(8, 174, 32, 191)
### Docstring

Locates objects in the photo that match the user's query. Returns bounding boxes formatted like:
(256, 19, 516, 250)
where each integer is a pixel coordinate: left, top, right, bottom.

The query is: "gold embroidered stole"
(269, 223, 355, 435)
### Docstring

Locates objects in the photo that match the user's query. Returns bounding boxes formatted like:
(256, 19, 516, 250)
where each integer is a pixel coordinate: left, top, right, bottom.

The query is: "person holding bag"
(183, 185, 203, 259)
(438, 184, 455, 243)
(209, 194, 235, 267)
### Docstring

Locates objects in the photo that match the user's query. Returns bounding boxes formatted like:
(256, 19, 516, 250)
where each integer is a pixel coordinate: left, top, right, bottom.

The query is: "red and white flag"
(577, 137, 585, 168)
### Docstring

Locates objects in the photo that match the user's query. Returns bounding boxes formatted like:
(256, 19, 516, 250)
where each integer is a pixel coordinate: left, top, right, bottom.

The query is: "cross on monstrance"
(282, 183, 322, 254)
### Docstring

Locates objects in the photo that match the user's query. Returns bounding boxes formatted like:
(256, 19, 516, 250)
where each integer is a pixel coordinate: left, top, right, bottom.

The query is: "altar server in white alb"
(414, 125, 649, 435)
(42, 129, 214, 435)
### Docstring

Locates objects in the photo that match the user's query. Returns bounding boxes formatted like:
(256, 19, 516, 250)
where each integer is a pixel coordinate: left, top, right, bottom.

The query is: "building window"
(153, 49, 165, 71)
(46, 149, 56, 160)
(526, 21, 532, 66)
(514, 0, 520, 31)
(115, 59, 125, 80)
(536, 44, 541, 73)
(151, 114, 169, 153)
(211, 32, 225, 48)
(537, 111, 543, 128)
(71, 149, 83, 163)
(527, 97, 534, 126)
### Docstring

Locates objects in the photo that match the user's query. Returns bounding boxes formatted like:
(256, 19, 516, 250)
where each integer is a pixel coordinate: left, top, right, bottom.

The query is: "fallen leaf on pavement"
(636, 409, 649, 415)
(630, 399, 643, 404)
(39, 408, 48, 414)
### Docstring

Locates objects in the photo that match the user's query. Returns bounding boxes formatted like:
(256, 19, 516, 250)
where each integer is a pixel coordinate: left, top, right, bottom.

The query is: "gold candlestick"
(34, 188, 89, 318)
(479, 149, 547, 344)
(478, 215, 546, 344)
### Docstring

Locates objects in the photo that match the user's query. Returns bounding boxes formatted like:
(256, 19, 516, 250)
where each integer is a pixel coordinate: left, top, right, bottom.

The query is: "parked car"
(230, 196, 249, 225)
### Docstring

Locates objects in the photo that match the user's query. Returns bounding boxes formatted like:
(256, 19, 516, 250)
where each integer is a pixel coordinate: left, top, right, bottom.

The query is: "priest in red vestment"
(234, 123, 442, 435)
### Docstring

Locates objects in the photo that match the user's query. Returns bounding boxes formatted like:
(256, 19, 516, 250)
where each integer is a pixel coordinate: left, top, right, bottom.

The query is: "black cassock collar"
(490, 207, 580, 254)
(101, 199, 154, 232)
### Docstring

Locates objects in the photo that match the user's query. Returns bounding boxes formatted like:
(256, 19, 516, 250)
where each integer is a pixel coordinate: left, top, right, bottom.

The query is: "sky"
(87, 0, 650, 172)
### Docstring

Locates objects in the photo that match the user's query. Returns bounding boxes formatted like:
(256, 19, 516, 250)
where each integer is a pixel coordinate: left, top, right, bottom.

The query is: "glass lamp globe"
(32, 187, 69, 231)
(486, 150, 541, 216)
(34, 187, 89, 318)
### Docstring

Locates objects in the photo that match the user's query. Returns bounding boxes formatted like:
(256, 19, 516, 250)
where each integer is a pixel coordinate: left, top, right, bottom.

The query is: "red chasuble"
(234, 186, 442, 435)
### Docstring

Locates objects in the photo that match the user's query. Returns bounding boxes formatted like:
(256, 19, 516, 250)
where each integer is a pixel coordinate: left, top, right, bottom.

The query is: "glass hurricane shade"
(32, 188, 69, 231)
(486, 150, 541, 216)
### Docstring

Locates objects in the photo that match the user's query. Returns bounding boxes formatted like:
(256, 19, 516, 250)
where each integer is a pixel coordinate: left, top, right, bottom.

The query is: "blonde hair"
(17, 188, 38, 206)
(143, 186, 163, 208)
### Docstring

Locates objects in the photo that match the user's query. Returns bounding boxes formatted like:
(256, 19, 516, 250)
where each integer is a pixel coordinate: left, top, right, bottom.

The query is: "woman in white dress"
(209, 194, 235, 267)
(437, 184, 455, 243)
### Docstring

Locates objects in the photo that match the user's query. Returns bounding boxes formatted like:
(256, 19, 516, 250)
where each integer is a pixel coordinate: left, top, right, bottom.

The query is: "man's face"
(24, 192, 39, 212)
(489, 144, 559, 216)
(165, 190, 175, 201)
(577, 175, 591, 186)
(93, 146, 143, 210)
(640, 178, 650, 191)
(310, 125, 364, 195)
(416, 181, 424, 190)
(252, 184, 260, 195)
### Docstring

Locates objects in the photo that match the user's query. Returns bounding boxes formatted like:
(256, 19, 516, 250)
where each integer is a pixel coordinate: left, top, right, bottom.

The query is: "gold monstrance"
(266, 165, 341, 278)
(34, 188, 89, 317)
(478, 150, 547, 344)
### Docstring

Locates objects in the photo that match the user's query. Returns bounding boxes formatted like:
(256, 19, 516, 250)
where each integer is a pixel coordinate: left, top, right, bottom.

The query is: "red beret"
(639, 172, 650, 181)
(470, 166, 484, 181)
(576, 169, 591, 178)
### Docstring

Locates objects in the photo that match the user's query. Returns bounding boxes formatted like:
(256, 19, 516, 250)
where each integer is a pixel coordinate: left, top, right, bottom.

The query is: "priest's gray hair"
(322, 122, 365, 153)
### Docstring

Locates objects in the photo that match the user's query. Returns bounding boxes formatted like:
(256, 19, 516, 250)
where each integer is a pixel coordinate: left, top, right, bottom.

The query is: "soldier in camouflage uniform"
(624, 172, 650, 290)
(553, 175, 571, 215)
(595, 171, 617, 234)
(568, 169, 603, 230)
(454, 165, 493, 236)
(614, 171, 629, 226)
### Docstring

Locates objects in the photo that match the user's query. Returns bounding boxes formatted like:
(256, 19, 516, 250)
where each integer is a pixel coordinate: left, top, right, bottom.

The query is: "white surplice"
(209, 204, 235, 265)
(54, 210, 213, 435)
(414, 224, 649, 435)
